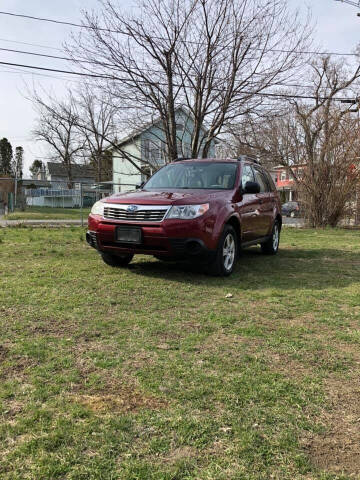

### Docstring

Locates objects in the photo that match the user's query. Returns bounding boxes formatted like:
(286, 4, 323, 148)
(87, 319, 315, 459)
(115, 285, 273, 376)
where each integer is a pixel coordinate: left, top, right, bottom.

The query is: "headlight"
(90, 200, 104, 216)
(166, 204, 209, 220)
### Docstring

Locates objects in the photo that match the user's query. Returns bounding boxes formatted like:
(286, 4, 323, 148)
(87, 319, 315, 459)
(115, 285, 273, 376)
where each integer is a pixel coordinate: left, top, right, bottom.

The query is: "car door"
(252, 166, 273, 237)
(237, 164, 261, 242)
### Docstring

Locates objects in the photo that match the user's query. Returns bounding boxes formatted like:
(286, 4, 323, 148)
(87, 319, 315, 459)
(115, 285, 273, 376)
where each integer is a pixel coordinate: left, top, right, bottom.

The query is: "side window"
(241, 164, 255, 189)
(253, 167, 270, 193)
(264, 171, 277, 192)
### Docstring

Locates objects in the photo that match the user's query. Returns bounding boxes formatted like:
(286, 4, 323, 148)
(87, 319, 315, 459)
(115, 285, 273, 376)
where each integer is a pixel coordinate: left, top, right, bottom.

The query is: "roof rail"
(237, 155, 261, 165)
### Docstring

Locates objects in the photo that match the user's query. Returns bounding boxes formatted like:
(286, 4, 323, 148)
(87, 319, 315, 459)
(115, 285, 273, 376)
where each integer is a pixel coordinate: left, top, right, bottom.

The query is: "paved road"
(0, 215, 304, 228)
(0, 218, 83, 227)
(283, 216, 304, 227)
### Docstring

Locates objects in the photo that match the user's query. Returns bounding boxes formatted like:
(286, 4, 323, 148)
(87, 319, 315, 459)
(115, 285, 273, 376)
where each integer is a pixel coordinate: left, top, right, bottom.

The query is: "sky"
(0, 0, 359, 176)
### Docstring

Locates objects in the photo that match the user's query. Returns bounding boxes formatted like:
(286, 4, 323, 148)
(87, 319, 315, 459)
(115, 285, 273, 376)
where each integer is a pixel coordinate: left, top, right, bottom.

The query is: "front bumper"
(87, 214, 216, 258)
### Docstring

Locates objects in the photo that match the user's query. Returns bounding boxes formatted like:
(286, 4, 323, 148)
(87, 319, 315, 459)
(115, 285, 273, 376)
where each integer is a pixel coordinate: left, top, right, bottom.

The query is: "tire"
(208, 225, 238, 276)
(261, 221, 280, 255)
(101, 252, 134, 267)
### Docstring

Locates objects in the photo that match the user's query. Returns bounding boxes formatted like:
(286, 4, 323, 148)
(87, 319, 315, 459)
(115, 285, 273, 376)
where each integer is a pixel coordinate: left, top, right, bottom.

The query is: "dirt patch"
(28, 318, 77, 336)
(123, 350, 158, 371)
(72, 385, 168, 413)
(0, 306, 20, 317)
(305, 378, 360, 476)
(0, 344, 8, 363)
(0, 352, 36, 380)
(266, 350, 312, 379)
(163, 446, 197, 464)
(198, 332, 250, 352)
(2, 399, 23, 417)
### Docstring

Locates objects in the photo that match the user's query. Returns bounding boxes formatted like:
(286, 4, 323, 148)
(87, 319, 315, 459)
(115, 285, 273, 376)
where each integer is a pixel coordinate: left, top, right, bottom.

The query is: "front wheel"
(261, 221, 280, 255)
(101, 252, 134, 267)
(208, 225, 237, 276)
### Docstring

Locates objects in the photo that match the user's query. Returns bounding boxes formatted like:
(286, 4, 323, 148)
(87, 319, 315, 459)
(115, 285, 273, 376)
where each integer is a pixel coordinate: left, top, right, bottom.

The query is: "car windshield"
(144, 162, 238, 190)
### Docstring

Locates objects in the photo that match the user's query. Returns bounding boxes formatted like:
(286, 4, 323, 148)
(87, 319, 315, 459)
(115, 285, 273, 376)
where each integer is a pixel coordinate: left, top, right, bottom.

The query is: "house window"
(151, 144, 160, 162)
(183, 143, 191, 158)
(280, 171, 287, 181)
(143, 139, 161, 162)
(177, 140, 183, 157)
(144, 139, 150, 160)
(176, 123, 184, 133)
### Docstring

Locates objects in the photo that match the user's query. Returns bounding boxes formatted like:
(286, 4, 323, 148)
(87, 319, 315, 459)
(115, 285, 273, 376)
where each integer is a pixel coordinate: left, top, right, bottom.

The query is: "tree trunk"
(165, 51, 178, 161)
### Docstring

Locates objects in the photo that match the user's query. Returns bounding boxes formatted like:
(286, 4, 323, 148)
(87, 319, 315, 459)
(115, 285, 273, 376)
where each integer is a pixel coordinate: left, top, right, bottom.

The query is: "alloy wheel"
(223, 233, 236, 271)
(272, 224, 279, 251)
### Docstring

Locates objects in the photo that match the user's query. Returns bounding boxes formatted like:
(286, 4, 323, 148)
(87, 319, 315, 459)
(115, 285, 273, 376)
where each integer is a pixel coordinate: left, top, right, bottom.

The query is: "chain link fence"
(6, 181, 138, 225)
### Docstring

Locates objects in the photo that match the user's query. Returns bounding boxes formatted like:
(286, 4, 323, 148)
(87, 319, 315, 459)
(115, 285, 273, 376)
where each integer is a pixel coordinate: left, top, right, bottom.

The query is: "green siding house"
(111, 107, 216, 193)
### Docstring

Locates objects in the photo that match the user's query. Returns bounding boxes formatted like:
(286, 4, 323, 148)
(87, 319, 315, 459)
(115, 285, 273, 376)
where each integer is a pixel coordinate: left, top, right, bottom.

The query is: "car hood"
(103, 189, 231, 206)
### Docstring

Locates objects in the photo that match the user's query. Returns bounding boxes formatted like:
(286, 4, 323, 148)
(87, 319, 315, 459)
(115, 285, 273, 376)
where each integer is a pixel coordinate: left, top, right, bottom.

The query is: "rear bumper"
(87, 214, 217, 259)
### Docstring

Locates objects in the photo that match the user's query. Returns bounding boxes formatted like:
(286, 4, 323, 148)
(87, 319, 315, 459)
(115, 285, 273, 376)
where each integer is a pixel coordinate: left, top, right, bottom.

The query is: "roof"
(174, 158, 237, 163)
(47, 162, 95, 178)
(273, 163, 306, 170)
(112, 106, 213, 150)
(21, 179, 51, 187)
(172, 157, 259, 164)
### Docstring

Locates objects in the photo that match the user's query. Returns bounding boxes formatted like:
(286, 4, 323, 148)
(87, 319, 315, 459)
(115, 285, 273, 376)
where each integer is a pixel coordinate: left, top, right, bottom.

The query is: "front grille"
(103, 205, 168, 222)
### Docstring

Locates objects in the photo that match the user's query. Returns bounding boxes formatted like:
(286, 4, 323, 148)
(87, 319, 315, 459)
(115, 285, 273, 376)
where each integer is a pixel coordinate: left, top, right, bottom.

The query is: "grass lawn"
(4, 206, 91, 220)
(0, 227, 360, 479)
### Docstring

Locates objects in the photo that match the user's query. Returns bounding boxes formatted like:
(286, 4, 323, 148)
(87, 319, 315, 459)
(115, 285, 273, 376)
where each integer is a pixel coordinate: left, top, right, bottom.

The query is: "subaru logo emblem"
(127, 205, 138, 212)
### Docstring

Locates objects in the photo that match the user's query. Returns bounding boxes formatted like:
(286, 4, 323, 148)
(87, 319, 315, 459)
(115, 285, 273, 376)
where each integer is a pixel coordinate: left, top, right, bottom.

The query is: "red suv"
(87, 157, 282, 276)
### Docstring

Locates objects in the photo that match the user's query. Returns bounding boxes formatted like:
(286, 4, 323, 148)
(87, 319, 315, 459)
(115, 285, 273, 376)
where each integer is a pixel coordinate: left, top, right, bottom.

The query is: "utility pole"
(14, 168, 17, 210)
(340, 98, 360, 225)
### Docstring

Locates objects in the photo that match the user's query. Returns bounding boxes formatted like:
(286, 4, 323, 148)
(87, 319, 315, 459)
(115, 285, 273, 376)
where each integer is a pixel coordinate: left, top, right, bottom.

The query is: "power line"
(0, 10, 118, 33)
(0, 60, 108, 78)
(0, 36, 62, 51)
(0, 10, 358, 57)
(335, 0, 360, 8)
(0, 59, 356, 102)
(1, 46, 358, 91)
(0, 64, 82, 82)
(0, 47, 71, 62)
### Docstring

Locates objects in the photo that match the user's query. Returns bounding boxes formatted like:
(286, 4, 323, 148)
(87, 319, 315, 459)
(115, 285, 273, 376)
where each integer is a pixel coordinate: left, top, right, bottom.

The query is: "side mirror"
(135, 182, 144, 190)
(243, 181, 260, 194)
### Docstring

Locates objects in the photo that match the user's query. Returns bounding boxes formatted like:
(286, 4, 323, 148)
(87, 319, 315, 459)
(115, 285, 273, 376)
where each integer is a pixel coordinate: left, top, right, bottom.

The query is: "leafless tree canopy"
(67, 0, 312, 161)
(238, 58, 360, 227)
(32, 93, 84, 188)
(75, 84, 117, 182)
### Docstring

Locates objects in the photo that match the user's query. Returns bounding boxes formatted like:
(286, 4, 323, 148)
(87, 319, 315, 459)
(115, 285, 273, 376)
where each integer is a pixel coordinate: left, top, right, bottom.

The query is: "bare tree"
(75, 84, 117, 182)
(67, 0, 312, 163)
(32, 93, 84, 188)
(239, 57, 360, 227)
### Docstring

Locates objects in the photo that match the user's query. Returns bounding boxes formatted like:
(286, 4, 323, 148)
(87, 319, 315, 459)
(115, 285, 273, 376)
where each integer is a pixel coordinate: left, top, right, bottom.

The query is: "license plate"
(116, 226, 142, 244)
